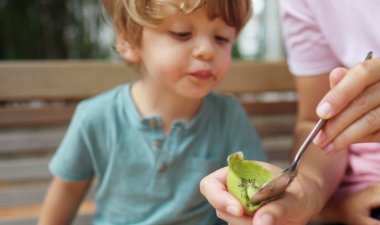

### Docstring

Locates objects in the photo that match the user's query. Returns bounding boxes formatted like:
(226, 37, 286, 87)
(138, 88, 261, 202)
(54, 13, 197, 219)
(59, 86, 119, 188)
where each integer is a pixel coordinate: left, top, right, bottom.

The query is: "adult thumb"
(252, 195, 311, 225)
(252, 199, 290, 225)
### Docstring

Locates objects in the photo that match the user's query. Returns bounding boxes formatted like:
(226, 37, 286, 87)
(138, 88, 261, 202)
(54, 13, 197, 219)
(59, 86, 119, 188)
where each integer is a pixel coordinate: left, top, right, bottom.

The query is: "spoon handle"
(290, 119, 326, 170)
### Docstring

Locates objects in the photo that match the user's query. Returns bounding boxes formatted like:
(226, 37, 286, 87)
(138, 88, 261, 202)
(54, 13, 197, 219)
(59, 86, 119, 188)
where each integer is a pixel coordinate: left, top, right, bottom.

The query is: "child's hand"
(200, 167, 250, 224)
(200, 164, 322, 225)
(314, 57, 380, 154)
(319, 182, 380, 225)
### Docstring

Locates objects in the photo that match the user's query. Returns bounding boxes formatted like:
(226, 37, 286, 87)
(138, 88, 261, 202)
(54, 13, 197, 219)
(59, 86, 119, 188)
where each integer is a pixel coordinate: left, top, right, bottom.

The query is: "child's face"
(135, 5, 236, 99)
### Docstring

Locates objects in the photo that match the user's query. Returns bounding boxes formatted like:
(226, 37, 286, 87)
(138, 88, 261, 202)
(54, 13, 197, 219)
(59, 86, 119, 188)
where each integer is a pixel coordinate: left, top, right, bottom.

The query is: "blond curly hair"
(102, 0, 252, 47)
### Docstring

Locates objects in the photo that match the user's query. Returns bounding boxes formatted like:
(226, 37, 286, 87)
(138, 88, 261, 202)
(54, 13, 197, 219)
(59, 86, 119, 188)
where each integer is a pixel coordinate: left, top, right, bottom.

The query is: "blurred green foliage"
(0, 0, 113, 60)
(0, 0, 251, 60)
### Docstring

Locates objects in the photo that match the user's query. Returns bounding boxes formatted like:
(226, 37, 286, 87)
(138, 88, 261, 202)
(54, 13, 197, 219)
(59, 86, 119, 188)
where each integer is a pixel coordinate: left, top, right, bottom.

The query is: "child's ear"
(115, 39, 140, 64)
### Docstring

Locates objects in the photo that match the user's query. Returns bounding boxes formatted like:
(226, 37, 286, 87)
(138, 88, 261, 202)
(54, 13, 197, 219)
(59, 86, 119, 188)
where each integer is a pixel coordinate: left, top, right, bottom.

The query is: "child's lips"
(190, 70, 213, 80)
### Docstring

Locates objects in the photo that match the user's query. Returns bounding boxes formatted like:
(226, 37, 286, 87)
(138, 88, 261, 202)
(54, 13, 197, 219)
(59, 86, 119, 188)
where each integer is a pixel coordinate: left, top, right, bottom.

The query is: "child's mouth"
(191, 70, 213, 80)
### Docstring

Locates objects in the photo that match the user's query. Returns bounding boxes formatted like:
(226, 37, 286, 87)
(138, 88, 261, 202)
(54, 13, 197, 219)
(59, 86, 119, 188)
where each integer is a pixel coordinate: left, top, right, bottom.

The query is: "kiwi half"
(227, 151, 274, 215)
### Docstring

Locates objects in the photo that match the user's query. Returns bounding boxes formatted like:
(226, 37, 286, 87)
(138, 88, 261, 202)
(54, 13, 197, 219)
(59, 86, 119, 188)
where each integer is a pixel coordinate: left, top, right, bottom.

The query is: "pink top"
(279, 0, 380, 199)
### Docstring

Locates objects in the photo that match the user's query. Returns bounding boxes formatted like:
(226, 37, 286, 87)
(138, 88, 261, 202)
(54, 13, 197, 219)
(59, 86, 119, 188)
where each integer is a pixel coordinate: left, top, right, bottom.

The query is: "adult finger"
(252, 199, 292, 225)
(317, 58, 380, 119)
(330, 105, 380, 152)
(199, 167, 245, 216)
(314, 81, 380, 152)
(329, 67, 348, 88)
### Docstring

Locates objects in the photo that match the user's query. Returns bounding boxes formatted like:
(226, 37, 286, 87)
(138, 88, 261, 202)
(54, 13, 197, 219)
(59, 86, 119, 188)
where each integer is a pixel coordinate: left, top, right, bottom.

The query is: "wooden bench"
(0, 60, 296, 225)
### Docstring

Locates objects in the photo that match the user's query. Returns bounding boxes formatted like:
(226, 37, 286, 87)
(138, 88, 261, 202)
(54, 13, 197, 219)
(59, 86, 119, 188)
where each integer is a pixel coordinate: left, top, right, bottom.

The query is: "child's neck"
(131, 81, 203, 133)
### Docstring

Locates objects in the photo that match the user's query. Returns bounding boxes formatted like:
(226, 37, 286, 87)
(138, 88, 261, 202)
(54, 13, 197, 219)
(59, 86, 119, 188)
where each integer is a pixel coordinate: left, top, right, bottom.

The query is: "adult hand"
(318, 182, 380, 225)
(200, 163, 321, 225)
(313, 57, 380, 154)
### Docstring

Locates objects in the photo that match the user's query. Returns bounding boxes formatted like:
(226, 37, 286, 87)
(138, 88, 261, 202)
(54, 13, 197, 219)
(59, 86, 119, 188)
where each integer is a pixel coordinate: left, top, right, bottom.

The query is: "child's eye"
(170, 31, 192, 40)
(215, 35, 230, 44)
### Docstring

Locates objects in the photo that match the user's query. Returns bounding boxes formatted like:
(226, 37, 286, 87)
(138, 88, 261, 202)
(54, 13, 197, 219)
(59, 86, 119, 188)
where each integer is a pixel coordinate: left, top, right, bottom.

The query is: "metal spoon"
(251, 119, 326, 203)
(251, 51, 373, 204)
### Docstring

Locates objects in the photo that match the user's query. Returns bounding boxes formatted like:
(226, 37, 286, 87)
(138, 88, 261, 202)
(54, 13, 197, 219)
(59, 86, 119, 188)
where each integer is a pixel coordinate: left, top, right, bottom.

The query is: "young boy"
(38, 1, 267, 224)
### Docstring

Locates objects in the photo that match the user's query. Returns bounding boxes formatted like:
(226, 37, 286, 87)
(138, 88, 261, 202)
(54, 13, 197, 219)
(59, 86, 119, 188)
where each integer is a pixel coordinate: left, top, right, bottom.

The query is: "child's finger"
(199, 167, 244, 216)
(216, 211, 253, 225)
(365, 183, 380, 208)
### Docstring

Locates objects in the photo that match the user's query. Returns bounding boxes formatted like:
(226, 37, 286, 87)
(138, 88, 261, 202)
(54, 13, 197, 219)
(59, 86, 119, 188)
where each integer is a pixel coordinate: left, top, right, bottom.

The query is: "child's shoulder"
(74, 83, 130, 121)
(81, 83, 128, 106)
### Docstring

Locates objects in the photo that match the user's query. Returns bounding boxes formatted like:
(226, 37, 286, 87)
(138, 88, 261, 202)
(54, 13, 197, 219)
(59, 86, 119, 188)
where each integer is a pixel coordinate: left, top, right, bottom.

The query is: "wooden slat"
(0, 200, 94, 225)
(216, 60, 294, 93)
(262, 136, 292, 169)
(252, 114, 295, 137)
(0, 157, 51, 182)
(0, 183, 50, 208)
(262, 135, 293, 159)
(0, 60, 138, 101)
(0, 106, 75, 128)
(0, 182, 95, 208)
(0, 60, 293, 101)
(243, 102, 297, 115)
(0, 214, 93, 225)
(0, 127, 66, 153)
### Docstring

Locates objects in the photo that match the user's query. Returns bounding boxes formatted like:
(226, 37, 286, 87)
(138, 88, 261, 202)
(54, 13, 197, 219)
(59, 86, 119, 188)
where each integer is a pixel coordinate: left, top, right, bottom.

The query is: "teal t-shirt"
(50, 83, 267, 225)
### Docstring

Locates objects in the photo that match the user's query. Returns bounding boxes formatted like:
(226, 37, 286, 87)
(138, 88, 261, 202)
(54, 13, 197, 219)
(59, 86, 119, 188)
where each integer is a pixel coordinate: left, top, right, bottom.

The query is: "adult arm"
(38, 177, 92, 225)
(250, 74, 348, 225)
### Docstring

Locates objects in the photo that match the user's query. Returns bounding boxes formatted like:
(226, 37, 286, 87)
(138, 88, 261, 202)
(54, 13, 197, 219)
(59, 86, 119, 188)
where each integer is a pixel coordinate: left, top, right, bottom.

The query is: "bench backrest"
(0, 60, 296, 225)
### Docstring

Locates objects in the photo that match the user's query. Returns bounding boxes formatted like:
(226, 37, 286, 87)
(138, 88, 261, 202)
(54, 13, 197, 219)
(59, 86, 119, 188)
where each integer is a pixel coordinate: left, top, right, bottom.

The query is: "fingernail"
(226, 205, 240, 216)
(313, 131, 325, 146)
(255, 214, 274, 225)
(323, 143, 335, 155)
(317, 102, 332, 119)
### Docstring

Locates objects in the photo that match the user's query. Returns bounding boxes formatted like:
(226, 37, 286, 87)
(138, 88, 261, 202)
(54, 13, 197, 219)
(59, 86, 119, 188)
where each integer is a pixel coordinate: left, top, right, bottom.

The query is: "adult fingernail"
(313, 131, 325, 146)
(226, 205, 240, 216)
(317, 102, 332, 119)
(255, 214, 274, 225)
(324, 143, 335, 155)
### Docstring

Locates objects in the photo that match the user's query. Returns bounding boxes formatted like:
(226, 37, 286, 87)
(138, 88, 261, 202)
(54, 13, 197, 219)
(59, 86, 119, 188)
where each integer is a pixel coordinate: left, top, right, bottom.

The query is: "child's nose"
(192, 38, 215, 60)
